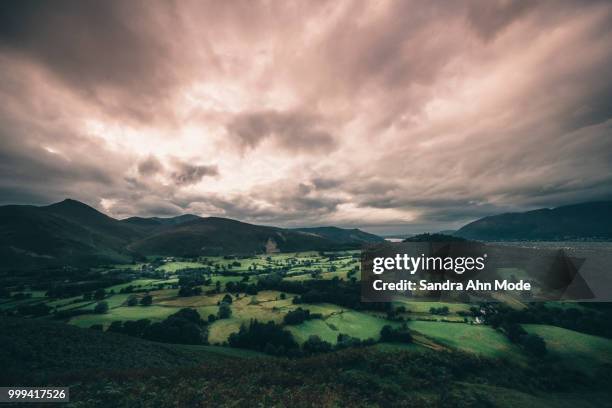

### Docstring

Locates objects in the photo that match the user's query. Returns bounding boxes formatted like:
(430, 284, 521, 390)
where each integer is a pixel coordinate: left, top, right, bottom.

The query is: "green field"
(407, 321, 525, 360)
(523, 324, 612, 371)
(3, 249, 610, 381)
(70, 306, 178, 328)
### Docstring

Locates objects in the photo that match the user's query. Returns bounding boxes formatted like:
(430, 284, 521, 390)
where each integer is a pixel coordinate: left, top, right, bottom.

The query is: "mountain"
(292, 226, 384, 244)
(0, 199, 382, 269)
(0, 199, 144, 269)
(455, 201, 612, 241)
(121, 214, 201, 228)
(120, 214, 202, 234)
(128, 218, 364, 257)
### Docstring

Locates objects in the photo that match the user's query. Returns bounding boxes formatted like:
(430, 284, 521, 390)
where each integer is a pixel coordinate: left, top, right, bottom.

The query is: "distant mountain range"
(0, 199, 383, 270)
(2, 198, 610, 270)
(455, 201, 612, 241)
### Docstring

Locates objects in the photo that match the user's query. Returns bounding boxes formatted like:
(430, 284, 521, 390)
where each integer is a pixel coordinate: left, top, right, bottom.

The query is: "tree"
(228, 320, 298, 355)
(503, 323, 527, 343)
(122, 319, 151, 337)
(140, 294, 153, 306)
(93, 289, 106, 300)
(107, 321, 124, 333)
(143, 310, 206, 345)
(303, 335, 332, 354)
(522, 333, 547, 355)
(218, 302, 232, 319)
(94, 301, 109, 314)
(380, 325, 413, 343)
(283, 308, 310, 325)
(127, 295, 138, 306)
(222, 294, 233, 304)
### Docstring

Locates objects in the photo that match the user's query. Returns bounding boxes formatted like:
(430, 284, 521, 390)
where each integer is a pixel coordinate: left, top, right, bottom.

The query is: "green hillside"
(455, 201, 612, 241)
(0, 199, 381, 270)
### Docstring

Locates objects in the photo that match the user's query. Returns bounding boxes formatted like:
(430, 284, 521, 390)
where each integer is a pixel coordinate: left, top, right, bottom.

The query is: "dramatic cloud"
(1, 0, 611, 234)
(227, 110, 336, 153)
(169, 160, 218, 186)
(138, 156, 164, 177)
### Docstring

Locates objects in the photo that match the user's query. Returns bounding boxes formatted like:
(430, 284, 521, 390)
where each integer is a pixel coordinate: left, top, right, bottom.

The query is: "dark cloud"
(169, 160, 218, 186)
(0, 0, 196, 125)
(0, 0, 611, 234)
(137, 156, 164, 176)
(311, 177, 342, 190)
(227, 110, 337, 154)
(465, 0, 537, 40)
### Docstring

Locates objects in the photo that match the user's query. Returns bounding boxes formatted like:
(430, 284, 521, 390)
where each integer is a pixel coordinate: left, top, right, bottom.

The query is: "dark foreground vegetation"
(2, 316, 611, 408)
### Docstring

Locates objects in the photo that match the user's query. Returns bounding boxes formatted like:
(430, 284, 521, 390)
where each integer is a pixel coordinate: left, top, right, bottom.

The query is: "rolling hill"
(0, 199, 143, 269)
(455, 201, 612, 241)
(292, 226, 384, 244)
(0, 199, 381, 269)
(127, 218, 362, 257)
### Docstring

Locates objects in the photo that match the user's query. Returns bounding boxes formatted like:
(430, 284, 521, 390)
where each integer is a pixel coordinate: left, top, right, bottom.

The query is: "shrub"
(303, 335, 332, 354)
(283, 308, 311, 325)
(94, 301, 109, 314)
(380, 325, 413, 343)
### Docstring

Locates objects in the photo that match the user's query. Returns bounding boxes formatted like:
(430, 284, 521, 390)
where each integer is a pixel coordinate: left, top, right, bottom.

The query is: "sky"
(1, 0, 611, 235)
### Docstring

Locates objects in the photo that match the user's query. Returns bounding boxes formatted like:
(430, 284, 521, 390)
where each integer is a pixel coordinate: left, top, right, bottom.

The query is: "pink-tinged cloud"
(1, 0, 611, 234)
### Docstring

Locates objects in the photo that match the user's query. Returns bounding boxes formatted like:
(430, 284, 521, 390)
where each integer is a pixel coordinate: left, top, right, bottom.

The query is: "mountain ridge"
(0, 199, 382, 270)
(455, 201, 612, 241)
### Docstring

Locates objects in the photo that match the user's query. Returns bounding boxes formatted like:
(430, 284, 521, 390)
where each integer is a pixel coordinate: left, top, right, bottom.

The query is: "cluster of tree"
(429, 306, 450, 316)
(17, 302, 51, 317)
(476, 303, 612, 339)
(301, 332, 381, 355)
(106, 308, 207, 345)
(282, 308, 322, 325)
(386, 305, 407, 321)
(82, 288, 108, 301)
(379, 324, 413, 343)
(258, 279, 390, 312)
(119, 285, 162, 294)
(178, 285, 203, 297)
(177, 271, 209, 297)
(501, 323, 547, 355)
(226, 318, 406, 357)
(224, 281, 259, 295)
(45, 276, 129, 298)
(228, 320, 299, 356)
(9, 292, 31, 300)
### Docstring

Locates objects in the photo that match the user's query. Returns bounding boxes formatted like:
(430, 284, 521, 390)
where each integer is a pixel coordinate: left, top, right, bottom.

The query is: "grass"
(407, 321, 525, 361)
(289, 311, 393, 345)
(393, 300, 471, 314)
(158, 261, 207, 272)
(208, 318, 243, 344)
(288, 319, 340, 344)
(70, 306, 178, 328)
(523, 324, 612, 372)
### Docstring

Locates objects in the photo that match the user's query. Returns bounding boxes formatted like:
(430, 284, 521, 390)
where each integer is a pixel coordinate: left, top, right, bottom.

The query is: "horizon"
(2, 1, 612, 235)
(7, 196, 612, 237)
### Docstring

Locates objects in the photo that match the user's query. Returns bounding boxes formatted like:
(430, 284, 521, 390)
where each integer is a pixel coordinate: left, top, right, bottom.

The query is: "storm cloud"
(0, 0, 611, 234)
